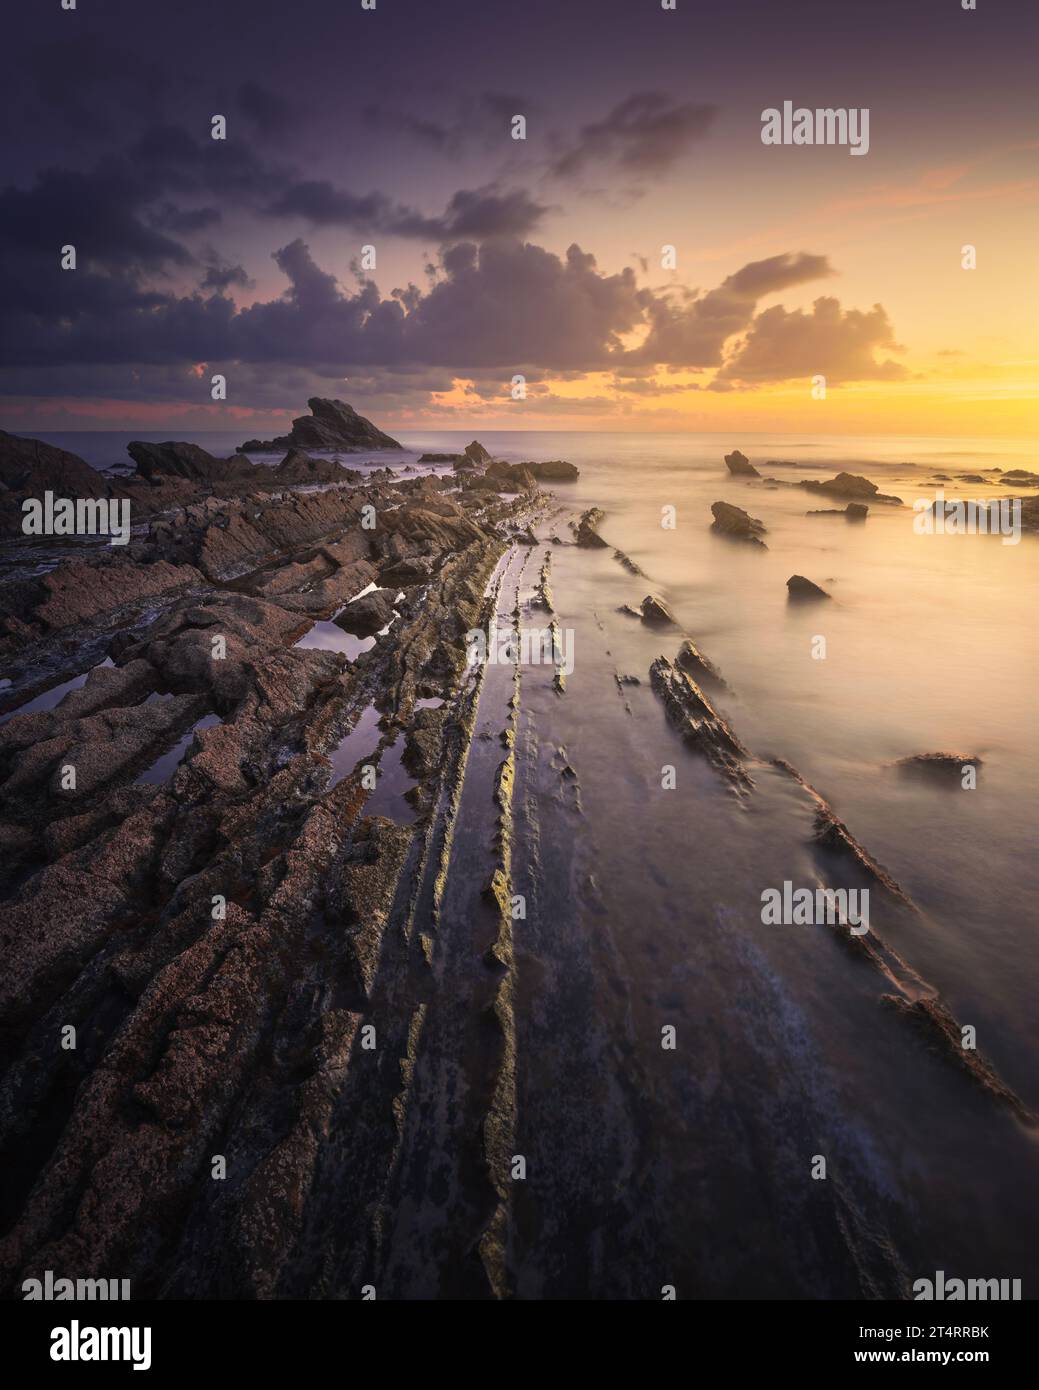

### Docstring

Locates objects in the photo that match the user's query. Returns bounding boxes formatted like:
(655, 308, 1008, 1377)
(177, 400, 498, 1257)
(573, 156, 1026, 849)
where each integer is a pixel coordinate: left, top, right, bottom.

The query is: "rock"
(617, 604, 641, 618)
(241, 398, 401, 453)
(787, 575, 830, 601)
(640, 594, 676, 626)
(675, 639, 726, 686)
(378, 556, 434, 586)
(519, 460, 580, 482)
(270, 448, 351, 485)
(485, 460, 537, 491)
(806, 501, 869, 520)
(418, 453, 462, 464)
(613, 549, 644, 576)
(724, 449, 760, 478)
(575, 508, 609, 547)
(1019, 496, 1039, 532)
(999, 470, 1039, 486)
(463, 440, 491, 465)
(710, 501, 767, 546)
(649, 657, 752, 792)
(127, 440, 251, 485)
(896, 752, 982, 780)
(452, 441, 492, 472)
(4, 556, 204, 635)
(799, 472, 902, 505)
(957, 474, 987, 484)
(334, 589, 395, 637)
(0, 431, 111, 500)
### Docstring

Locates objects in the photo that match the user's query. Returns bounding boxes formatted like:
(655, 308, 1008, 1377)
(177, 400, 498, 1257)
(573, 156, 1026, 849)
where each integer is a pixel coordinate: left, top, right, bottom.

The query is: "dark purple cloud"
(551, 92, 717, 179)
(266, 181, 549, 241)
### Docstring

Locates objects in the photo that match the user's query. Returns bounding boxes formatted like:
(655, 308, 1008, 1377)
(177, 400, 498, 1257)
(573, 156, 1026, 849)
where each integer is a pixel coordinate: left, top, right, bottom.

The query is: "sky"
(2, 0, 1037, 437)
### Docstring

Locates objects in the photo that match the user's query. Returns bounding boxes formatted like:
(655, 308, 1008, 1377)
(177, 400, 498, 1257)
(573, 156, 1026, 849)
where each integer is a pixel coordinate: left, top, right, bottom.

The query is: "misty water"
(47, 427, 1039, 1292)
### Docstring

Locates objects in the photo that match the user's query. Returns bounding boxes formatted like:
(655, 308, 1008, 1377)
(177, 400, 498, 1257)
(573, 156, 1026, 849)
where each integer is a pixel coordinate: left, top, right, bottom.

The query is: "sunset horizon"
(3, 0, 1036, 438)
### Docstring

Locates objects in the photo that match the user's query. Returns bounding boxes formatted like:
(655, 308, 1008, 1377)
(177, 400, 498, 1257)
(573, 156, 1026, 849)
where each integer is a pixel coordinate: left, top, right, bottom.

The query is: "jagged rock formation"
(724, 449, 760, 478)
(787, 574, 830, 600)
(241, 398, 401, 453)
(710, 501, 767, 546)
(0, 432, 110, 501)
(574, 507, 608, 547)
(649, 656, 751, 792)
(127, 441, 251, 485)
(675, 638, 727, 688)
(640, 594, 676, 626)
(0, 455, 550, 1300)
(485, 460, 537, 491)
(0, 432, 120, 537)
(799, 472, 902, 505)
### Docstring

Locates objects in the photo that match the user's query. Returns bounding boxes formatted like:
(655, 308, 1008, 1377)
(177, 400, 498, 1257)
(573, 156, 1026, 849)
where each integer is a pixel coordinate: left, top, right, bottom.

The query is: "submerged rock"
(799, 472, 902, 505)
(787, 574, 830, 600)
(613, 548, 644, 576)
(724, 449, 760, 478)
(807, 501, 869, 520)
(896, 752, 982, 781)
(575, 508, 609, 547)
(710, 501, 767, 546)
(649, 656, 751, 792)
(519, 459, 579, 482)
(640, 594, 676, 626)
(675, 638, 727, 687)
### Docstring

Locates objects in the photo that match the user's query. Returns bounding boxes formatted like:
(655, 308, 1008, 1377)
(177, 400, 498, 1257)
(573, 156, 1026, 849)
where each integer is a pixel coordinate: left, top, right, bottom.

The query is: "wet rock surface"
(0, 428, 558, 1299)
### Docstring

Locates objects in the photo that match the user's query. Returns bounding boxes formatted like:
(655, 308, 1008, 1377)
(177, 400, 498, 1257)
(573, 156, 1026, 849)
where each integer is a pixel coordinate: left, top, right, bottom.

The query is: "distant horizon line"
(14, 427, 1031, 443)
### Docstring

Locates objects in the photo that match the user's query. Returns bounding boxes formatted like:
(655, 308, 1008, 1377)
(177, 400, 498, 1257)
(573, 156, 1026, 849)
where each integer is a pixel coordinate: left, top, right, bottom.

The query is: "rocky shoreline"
(0, 425, 1035, 1299)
